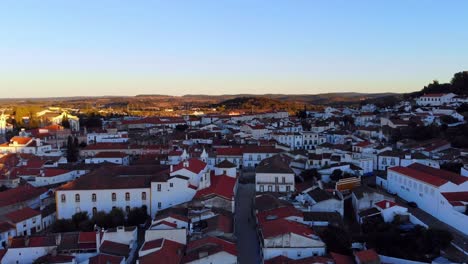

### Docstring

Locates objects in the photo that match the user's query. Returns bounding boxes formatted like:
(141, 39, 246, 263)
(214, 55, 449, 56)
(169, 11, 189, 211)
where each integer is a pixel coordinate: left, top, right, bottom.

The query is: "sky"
(0, 1, 467, 98)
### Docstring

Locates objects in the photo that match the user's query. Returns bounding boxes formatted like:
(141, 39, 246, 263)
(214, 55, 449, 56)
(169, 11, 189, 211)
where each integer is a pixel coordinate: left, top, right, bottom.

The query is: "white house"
(5, 207, 42, 236)
(0, 222, 16, 248)
(56, 165, 197, 219)
(416, 93, 457, 106)
(85, 152, 130, 165)
(183, 236, 237, 264)
(1, 236, 56, 264)
(255, 155, 294, 193)
(259, 218, 326, 261)
(387, 163, 468, 234)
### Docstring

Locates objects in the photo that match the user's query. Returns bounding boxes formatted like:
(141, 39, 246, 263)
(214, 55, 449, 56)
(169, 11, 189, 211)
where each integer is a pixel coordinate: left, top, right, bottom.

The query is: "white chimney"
(385, 201, 390, 209)
(95, 227, 101, 253)
(170, 165, 173, 172)
(183, 160, 189, 168)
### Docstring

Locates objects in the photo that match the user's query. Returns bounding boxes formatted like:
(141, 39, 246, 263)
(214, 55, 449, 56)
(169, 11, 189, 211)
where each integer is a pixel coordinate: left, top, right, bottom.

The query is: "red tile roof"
(374, 200, 397, 210)
(354, 249, 380, 263)
(408, 163, 467, 185)
(153, 220, 178, 229)
(94, 151, 128, 158)
(264, 255, 292, 264)
(215, 147, 243, 156)
(260, 219, 313, 239)
(0, 184, 47, 207)
(42, 168, 70, 177)
(331, 252, 354, 264)
(257, 206, 302, 225)
(89, 254, 125, 264)
(139, 239, 185, 264)
(78, 231, 96, 244)
(57, 165, 168, 190)
(9, 136, 32, 145)
(0, 221, 15, 232)
(141, 238, 163, 251)
(185, 236, 237, 261)
(172, 158, 207, 174)
(389, 166, 448, 187)
(5, 207, 41, 223)
(441, 192, 468, 203)
(195, 173, 236, 200)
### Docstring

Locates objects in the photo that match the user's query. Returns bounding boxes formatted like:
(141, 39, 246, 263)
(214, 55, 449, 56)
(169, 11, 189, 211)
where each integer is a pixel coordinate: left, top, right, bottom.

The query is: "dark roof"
(255, 193, 291, 212)
(99, 240, 130, 257)
(307, 188, 338, 203)
(256, 155, 293, 174)
(303, 212, 342, 223)
(58, 165, 169, 190)
(216, 159, 236, 168)
(358, 207, 381, 218)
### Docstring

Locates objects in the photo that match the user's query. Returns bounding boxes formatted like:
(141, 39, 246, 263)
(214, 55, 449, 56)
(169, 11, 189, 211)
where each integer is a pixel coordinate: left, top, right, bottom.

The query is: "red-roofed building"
(0, 184, 47, 216)
(194, 173, 237, 212)
(88, 254, 125, 264)
(0, 136, 52, 155)
(256, 206, 303, 225)
(0, 221, 16, 247)
(85, 151, 130, 165)
(387, 164, 468, 235)
(183, 236, 237, 264)
(416, 93, 457, 106)
(259, 219, 326, 261)
(5, 207, 42, 236)
(138, 239, 184, 264)
(170, 158, 208, 188)
(354, 249, 380, 264)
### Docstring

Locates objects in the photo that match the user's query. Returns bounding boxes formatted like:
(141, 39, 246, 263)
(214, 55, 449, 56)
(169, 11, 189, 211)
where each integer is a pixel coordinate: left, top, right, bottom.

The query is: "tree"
(300, 169, 320, 181)
(109, 207, 125, 227)
(330, 169, 343, 181)
(92, 211, 111, 229)
(61, 115, 70, 128)
(51, 219, 76, 232)
(126, 206, 149, 226)
(72, 212, 89, 228)
(66, 136, 79, 162)
(318, 226, 352, 255)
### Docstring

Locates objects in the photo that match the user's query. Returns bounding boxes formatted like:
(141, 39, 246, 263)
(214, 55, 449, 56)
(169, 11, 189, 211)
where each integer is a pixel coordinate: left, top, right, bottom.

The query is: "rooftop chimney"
(385, 201, 390, 209)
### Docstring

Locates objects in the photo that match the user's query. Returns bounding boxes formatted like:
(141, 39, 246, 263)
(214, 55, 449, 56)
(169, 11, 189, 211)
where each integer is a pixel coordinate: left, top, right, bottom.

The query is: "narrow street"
(235, 182, 261, 264)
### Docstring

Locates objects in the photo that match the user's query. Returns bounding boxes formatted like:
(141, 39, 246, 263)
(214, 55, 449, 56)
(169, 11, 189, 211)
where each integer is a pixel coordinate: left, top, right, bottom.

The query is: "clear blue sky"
(1, 1, 467, 98)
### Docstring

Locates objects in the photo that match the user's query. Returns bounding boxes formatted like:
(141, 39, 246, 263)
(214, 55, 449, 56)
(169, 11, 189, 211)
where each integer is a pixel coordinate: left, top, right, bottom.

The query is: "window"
(275, 177, 278, 183)
(275, 186, 279, 192)
(112, 193, 116, 201)
(126, 206, 130, 214)
(142, 192, 147, 200)
(75, 194, 80, 202)
(282, 177, 286, 183)
(61, 194, 66, 203)
(92, 207, 97, 215)
(170, 182, 174, 187)
(158, 202, 162, 209)
(257, 155, 261, 161)
(125, 192, 130, 201)
(286, 186, 291, 192)
(157, 184, 161, 191)
(92, 193, 97, 202)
